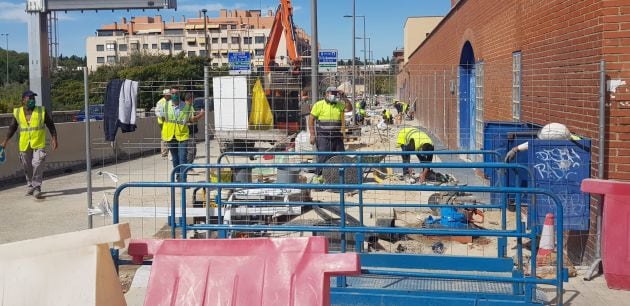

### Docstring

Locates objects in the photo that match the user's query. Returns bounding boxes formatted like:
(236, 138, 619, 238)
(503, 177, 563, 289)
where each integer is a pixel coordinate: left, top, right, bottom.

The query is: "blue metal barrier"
(113, 161, 565, 305)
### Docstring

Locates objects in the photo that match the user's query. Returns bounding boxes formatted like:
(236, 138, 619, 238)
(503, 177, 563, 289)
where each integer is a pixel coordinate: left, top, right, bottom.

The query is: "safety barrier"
(112, 160, 565, 305)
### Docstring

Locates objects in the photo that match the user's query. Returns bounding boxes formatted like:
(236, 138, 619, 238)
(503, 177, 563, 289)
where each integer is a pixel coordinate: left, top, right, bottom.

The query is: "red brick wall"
(402, 0, 629, 264)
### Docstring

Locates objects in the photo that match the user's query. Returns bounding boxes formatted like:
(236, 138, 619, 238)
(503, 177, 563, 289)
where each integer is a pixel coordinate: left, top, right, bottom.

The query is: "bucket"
(232, 168, 252, 183)
(277, 168, 300, 183)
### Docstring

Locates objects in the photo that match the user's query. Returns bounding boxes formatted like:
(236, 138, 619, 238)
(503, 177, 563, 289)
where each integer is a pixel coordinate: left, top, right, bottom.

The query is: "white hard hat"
(325, 86, 338, 93)
(162, 89, 171, 95)
(538, 123, 571, 140)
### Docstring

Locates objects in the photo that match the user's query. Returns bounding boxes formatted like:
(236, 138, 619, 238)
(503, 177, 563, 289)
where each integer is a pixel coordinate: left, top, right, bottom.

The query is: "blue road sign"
(319, 49, 338, 72)
(228, 51, 251, 75)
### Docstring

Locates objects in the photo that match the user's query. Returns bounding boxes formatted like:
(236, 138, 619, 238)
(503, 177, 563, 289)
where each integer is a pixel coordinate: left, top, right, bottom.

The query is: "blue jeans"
(167, 140, 188, 179)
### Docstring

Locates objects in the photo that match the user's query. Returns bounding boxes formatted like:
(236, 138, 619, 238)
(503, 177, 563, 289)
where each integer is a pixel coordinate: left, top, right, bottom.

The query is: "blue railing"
(113, 161, 565, 305)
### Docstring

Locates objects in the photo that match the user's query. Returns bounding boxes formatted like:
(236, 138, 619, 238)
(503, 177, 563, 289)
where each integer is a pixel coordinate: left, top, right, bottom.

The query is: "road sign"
(319, 49, 338, 73)
(228, 52, 251, 75)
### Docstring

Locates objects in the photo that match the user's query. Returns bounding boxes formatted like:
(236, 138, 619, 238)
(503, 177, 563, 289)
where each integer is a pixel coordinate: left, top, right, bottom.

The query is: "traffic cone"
(537, 213, 556, 267)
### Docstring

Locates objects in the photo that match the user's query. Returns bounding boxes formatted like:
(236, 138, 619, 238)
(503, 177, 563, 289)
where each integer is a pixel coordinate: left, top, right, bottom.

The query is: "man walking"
(1, 90, 58, 198)
(155, 89, 171, 157)
(308, 86, 353, 179)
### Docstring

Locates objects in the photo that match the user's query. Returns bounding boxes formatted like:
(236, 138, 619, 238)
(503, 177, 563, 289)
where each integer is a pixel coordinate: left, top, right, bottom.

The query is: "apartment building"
(86, 9, 310, 71)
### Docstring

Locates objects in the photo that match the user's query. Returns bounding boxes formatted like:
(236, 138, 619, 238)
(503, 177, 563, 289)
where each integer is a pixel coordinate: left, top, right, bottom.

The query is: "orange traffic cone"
(537, 213, 556, 267)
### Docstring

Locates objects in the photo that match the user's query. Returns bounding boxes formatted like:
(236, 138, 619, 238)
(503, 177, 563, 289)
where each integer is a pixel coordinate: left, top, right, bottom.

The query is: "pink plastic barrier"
(582, 178, 630, 290)
(129, 237, 360, 306)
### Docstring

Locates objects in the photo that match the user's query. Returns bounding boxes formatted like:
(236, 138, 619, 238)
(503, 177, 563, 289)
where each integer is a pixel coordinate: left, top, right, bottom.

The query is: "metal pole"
(204, 66, 211, 230)
(351, 0, 356, 123)
(83, 67, 93, 229)
(585, 59, 606, 281)
(362, 17, 366, 100)
(310, 0, 319, 108)
(202, 9, 209, 59)
(4, 34, 8, 85)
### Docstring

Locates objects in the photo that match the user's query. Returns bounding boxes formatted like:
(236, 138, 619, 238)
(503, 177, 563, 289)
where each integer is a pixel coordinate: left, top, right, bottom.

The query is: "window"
(106, 56, 116, 63)
(512, 52, 522, 121)
(221, 37, 227, 44)
(96, 44, 104, 52)
(119, 56, 129, 64)
(212, 37, 218, 44)
(143, 44, 149, 49)
(220, 24, 227, 30)
(212, 62, 219, 67)
(475, 61, 484, 154)
(199, 50, 207, 57)
(243, 37, 252, 44)
(188, 51, 196, 57)
(255, 49, 264, 56)
(96, 57, 105, 63)
(130, 43, 139, 51)
(230, 24, 236, 29)
(161, 42, 171, 50)
(231, 37, 240, 44)
(255, 36, 265, 44)
(118, 44, 128, 52)
(106, 43, 116, 51)
(174, 43, 183, 51)
(152, 44, 158, 49)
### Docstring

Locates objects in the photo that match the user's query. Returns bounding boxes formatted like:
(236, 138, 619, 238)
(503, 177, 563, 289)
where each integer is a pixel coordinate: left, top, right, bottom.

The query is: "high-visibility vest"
(383, 109, 392, 120)
(14, 107, 46, 152)
(397, 128, 432, 151)
(161, 101, 193, 142)
(156, 98, 167, 124)
(310, 99, 345, 136)
(355, 102, 366, 116)
(401, 102, 409, 114)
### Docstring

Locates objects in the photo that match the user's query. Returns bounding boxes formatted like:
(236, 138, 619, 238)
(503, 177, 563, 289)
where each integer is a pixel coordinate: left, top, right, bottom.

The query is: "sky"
(0, 0, 450, 60)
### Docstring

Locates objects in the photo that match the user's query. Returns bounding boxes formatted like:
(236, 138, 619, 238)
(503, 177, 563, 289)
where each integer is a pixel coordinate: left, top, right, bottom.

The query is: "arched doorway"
(459, 41, 476, 150)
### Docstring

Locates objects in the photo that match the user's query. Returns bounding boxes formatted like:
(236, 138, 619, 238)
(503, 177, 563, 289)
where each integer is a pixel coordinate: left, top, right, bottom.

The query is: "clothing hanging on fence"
(118, 79, 138, 133)
(104, 79, 124, 141)
(103, 79, 139, 141)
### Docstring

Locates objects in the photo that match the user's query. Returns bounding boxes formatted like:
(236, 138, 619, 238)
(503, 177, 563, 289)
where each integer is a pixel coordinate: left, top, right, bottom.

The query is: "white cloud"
(293, 5, 302, 11)
(0, 1, 27, 23)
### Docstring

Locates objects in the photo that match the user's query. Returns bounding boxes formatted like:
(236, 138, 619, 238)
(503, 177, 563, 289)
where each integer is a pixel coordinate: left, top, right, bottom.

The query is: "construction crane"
(263, 0, 301, 73)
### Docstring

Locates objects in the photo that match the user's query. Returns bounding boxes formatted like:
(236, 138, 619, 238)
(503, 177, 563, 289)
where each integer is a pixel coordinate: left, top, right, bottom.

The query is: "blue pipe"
(360, 269, 557, 285)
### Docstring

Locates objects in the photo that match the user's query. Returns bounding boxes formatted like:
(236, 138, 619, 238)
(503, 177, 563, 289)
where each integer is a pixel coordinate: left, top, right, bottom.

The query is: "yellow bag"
(249, 79, 274, 130)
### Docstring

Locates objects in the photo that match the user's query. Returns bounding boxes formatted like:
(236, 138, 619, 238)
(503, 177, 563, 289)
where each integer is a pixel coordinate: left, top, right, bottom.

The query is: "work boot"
(404, 175, 416, 184)
(26, 186, 35, 196)
(32, 187, 43, 199)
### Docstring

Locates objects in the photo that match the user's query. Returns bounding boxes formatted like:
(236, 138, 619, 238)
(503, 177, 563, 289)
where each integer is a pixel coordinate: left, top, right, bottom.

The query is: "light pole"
(1, 33, 8, 85)
(342, 0, 356, 123)
(201, 9, 209, 60)
(346, 15, 366, 99)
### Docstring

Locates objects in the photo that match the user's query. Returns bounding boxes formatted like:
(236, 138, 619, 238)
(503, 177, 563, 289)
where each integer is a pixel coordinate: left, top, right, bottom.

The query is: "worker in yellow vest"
(382, 109, 393, 124)
(397, 127, 434, 184)
(1, 90, 58, 199)
(355, 100, 367, 125)
(308, 86, 353, 177)
(155, 89, 171, 157)
(158, 92, 204, 180)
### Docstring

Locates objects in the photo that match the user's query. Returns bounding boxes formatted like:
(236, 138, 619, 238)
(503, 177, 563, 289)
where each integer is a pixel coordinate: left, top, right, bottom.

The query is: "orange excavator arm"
(263, 0, 302, 73)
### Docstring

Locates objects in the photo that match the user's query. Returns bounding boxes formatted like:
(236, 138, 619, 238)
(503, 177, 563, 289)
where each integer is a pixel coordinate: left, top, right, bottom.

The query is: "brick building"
(399, 0, 629, 264)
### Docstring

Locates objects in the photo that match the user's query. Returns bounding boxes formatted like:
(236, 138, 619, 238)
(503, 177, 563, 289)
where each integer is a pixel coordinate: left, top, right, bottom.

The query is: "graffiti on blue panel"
(533, 148, 582, 181)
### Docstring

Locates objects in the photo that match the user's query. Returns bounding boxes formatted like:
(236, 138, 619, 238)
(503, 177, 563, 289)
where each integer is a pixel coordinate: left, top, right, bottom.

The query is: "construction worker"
(397, 127, 434, 184)
(158, 91, 203, 181)
(355, 100, 367, 125)
(1, 90, 59, 199)
(308, 86, 353, 177)
(382, 109, 393, 124)
(505, 122, 581, 162)
(155, 89, 171, 157)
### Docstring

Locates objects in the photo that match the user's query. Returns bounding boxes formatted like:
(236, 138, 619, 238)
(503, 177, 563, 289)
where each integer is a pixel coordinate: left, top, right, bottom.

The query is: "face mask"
(26, 99, 36, 110)
(326, 95, 337, 103)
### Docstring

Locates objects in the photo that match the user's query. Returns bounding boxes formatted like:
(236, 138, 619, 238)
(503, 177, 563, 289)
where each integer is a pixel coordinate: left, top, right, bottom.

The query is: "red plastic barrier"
(129, 237, 360, 306)
(582, 178, 630, 290)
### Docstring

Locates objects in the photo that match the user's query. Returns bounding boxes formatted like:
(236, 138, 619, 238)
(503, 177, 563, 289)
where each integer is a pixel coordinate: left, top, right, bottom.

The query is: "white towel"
(118, 79, 138, 125)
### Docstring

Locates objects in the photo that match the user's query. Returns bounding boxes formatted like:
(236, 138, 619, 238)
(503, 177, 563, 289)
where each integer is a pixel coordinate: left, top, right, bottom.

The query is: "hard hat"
(162, 89, 171, 95)
(538, 123, 571, 140)
(325, 86, 337, 93)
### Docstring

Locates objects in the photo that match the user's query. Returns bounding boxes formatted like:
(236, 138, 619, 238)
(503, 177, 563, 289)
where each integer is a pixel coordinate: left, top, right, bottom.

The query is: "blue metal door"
(469, 66, 477, 150)
(458, 67, 470, 149)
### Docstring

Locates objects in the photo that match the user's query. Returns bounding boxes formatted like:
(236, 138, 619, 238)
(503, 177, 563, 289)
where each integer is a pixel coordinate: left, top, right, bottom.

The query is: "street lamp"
(0, 33, 8, 85)
(342, 0, 356, 123)
(201, 9, 209, 60)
